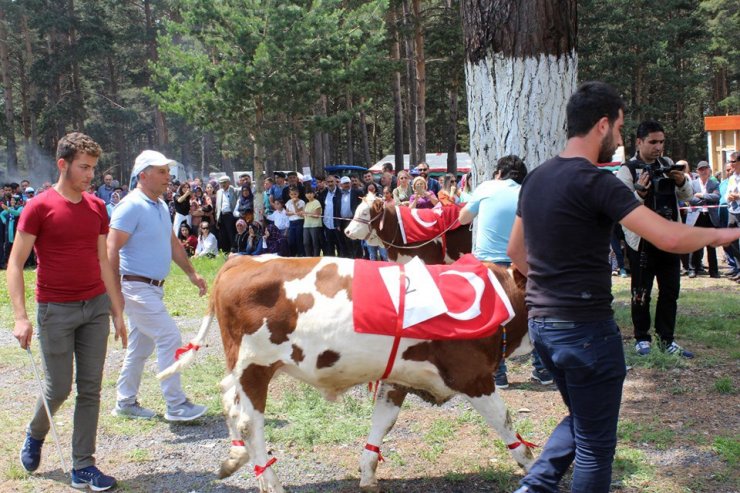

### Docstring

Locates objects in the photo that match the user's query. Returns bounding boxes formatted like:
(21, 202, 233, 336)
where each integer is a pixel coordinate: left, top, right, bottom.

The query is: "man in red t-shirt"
(7, 132, 126, 491)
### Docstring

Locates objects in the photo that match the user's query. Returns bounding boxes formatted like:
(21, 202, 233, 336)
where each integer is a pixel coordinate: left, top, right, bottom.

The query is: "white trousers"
(116, 280, 186, 407)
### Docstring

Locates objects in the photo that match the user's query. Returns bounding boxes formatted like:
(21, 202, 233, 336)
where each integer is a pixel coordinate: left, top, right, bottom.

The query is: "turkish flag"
(397, 205, 463, 244)
(353, 255, 515, 340)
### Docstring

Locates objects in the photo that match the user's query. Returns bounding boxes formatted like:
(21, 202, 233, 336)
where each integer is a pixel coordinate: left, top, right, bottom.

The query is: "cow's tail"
(157, 311, 215, 381)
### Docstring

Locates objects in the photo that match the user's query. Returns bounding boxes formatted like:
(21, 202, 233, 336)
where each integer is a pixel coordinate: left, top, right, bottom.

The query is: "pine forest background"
(0, 0, 738, 185)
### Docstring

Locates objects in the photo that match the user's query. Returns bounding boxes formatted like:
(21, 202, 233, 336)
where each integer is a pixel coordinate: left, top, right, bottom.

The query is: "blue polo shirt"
(110, 189, 173, 281)
(466, 179, 520, 263)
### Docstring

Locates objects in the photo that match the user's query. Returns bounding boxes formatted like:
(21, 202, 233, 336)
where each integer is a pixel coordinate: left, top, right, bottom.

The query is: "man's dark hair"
(56, 132, 102, 161)
(314, 174, 325, 181)
(566, 81, 625, 138)
(274, 171, 286, 178)
(287, 171, 298, 177)
(496, 155, 528, 184)
(636, 119, 665, 139)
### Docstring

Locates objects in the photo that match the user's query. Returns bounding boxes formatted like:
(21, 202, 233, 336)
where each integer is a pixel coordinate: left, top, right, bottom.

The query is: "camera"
(635, 159, 684, 220)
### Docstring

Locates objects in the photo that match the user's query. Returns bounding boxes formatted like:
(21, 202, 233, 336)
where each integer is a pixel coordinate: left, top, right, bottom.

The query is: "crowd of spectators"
(3, 153, 739, 277)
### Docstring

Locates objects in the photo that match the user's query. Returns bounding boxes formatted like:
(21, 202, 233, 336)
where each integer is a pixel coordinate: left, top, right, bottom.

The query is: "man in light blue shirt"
(460, 155, 552, 388)
(108, 150, 209, 422)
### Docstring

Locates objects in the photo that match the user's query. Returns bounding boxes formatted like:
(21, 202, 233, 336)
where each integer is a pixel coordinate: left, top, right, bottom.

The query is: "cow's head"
(345, 193, 383, 245)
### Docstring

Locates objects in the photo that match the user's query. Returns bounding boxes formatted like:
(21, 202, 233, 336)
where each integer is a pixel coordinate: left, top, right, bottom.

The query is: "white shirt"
(323, 188, 336, 229)
(286, 199, 305, 222)
(195, 233, 218, 256)
(268, 209, 290, 230)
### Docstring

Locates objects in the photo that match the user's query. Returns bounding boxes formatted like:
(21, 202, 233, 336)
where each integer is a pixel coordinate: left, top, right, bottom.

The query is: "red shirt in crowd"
(18, 188, 109, 303)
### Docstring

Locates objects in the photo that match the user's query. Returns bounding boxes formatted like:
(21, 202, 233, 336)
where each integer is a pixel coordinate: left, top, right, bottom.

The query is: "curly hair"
(56, 132, 102, 162)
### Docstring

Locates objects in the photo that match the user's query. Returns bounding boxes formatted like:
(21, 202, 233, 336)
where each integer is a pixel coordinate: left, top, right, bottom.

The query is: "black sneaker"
(495, 373, 509, 389)
(71, 465, 116, 491)
(20, 432, 44, 472)
(531, 369, 554, 385)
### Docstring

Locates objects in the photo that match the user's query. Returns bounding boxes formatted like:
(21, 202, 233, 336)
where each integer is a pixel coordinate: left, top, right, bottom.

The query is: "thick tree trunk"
(144, 0, 168, 150)
(67, 0, 85, 130)
(389, 5, 405, 172)
(412, 0, 426, 164)
(0, 8, 18, 176)
(462, 0, 577, 181)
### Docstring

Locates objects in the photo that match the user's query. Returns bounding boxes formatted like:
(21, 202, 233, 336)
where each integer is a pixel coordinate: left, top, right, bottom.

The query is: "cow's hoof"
(359, 483, 380, 493)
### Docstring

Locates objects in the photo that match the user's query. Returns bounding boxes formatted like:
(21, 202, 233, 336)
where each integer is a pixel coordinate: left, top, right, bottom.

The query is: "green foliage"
(713, 376, 735, 394)
(713, 436, 740, 466)
(618, 420, 676, 450)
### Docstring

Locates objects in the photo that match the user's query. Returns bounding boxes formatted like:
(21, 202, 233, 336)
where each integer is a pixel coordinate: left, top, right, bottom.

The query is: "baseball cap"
(340, 176, 351, 184)
(696, 161, 710, 169)
(130, 150, 175, 189)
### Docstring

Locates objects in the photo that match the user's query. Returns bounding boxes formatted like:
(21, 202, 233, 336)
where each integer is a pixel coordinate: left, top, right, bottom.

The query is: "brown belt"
(121, 275, 165, 287)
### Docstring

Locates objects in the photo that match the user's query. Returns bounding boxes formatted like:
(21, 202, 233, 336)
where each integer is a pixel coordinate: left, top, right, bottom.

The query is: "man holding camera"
(616, 120, 694, 358)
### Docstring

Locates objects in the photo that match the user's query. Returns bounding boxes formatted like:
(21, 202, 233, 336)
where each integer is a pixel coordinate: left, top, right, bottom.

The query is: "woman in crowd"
(177, 222, 198, 257)
(189, 186, 210, 229)
(235, 184, 255, 224)
(230, 219, 250, 257)
(194, 221, 218, 258)
(437, 173, 460, 206)
(392, 170, 413, 205)
(301, 187, 322, 257)
(244, 222, 265, 255)
(172, 182, 192, 234)
(409, 176, 439, 209)
(106, 191, 122, 217)
(382, 186, 394, 206)
(458, 172, 474, 203)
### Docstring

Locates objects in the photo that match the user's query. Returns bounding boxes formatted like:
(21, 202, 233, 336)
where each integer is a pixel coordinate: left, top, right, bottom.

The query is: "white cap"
(130, 150, 175, 189)
(340, 176, 351, 184)
(218, 175, 231, 183)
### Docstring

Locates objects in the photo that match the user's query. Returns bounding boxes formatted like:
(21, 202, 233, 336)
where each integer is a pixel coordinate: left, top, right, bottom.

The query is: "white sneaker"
(165, 399, 207, 422)
(111, 401, 156, 419)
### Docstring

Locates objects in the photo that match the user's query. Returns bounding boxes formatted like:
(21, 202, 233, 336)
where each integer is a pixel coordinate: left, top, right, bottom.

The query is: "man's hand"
(189, 272, 208, 297)
(13, 319, 33, 349)
(636, 172, 651, 197)
(669, 170, 686, 186)
(112, 313, 128, 348)
(694, 192, 704, 199)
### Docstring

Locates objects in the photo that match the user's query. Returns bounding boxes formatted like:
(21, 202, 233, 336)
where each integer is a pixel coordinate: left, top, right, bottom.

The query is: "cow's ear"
(512, 268, 527, 291)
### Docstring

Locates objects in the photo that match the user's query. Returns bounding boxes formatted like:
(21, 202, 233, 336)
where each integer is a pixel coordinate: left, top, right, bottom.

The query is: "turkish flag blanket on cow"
(353, 254, 516, 340)
(396, 204, 463, 244)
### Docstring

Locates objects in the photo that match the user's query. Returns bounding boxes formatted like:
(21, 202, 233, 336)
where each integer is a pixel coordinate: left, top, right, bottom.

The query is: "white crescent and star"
(439, 270, 484, 320)
(410, 209, 438, 228)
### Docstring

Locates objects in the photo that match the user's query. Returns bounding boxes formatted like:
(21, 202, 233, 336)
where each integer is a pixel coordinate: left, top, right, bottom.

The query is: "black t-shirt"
(518, 156, 641, 321)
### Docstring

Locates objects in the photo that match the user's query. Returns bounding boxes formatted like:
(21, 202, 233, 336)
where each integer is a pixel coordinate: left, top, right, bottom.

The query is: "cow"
(344, 193, 472, 265)
(159, 255, 535, 493)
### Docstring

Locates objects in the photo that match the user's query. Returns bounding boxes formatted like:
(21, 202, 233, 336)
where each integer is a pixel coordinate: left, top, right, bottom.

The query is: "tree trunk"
(389, 5, 405, 172)
(462, 0, 577, 181)
(346, 91, 354, 165)
(447, 79, 459, 174)
(144, 0, 168, 150)
(67, 0, 85, 130)
(0, 8, 18, 176)
(321, 95, 331, 166)
(402, 0, 417, 166)
(21, 12, 37, 171)
(359, 99, 371, 166)
(412, 0, 426, 164)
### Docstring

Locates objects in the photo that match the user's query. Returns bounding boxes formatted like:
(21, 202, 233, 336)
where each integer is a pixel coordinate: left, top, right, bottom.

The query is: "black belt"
(121, 275, 165, 287)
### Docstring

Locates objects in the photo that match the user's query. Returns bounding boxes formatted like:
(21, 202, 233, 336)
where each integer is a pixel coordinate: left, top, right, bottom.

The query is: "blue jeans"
(520, 318, 626, 493)
(288, 220, 304, 257)
(494, 348, 546, 378)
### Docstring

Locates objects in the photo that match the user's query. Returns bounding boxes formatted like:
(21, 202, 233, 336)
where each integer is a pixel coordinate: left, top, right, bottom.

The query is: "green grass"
(265, 383, 374, 449)
(714, 436, 740, 466)
(713, 376, 736, 394)
(419, 418, 457, 462)
(618, 420, 676, 450)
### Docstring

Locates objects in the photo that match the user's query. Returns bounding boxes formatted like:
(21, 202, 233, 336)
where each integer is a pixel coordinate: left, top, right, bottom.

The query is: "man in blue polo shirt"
(107, 150, 208, 421)
(459, 155, 552, 389)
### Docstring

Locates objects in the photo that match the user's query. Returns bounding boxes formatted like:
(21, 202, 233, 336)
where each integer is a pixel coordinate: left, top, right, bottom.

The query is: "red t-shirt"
(19, 188, 109, 302)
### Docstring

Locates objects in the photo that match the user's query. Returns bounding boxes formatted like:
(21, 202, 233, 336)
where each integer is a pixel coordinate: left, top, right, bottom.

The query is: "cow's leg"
(359, 383, 407, 492)
(466, 391, 536, 470)
(218, 374, 251, 479)
(220, 365, 284, 493)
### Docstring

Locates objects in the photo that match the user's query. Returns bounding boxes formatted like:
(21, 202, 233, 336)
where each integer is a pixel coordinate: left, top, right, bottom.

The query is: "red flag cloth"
(353, 254, 515, 340)
(396, 204, 463, 244)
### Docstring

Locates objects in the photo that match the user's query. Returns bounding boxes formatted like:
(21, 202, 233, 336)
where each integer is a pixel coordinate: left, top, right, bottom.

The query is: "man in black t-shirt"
(508, 82, 740, 493)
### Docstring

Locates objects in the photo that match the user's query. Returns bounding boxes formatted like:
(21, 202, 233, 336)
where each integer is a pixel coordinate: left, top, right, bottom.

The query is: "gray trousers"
(28, 293, 110, 470)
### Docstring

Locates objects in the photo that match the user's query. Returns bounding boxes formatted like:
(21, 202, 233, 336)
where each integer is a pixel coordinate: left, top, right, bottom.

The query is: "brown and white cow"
(160, 255, 534, 493)
(345, 193, 472, 265)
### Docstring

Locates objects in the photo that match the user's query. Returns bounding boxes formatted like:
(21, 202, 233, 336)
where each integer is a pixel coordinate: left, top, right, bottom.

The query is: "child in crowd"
(301, 187, 322, 257)
(0, 195, 23, 268)
(285, 187, 305, 256)
(265, 199, 289, 255)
